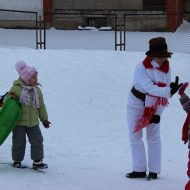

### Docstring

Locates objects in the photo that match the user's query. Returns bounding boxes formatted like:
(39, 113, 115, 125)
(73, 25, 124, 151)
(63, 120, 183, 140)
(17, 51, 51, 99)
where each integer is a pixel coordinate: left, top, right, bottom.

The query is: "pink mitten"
(178, 82, 189, 96)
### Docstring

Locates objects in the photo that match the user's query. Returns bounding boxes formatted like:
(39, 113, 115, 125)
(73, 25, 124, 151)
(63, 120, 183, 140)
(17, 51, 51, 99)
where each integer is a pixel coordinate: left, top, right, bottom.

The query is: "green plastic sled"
(0, 96, 21, 145)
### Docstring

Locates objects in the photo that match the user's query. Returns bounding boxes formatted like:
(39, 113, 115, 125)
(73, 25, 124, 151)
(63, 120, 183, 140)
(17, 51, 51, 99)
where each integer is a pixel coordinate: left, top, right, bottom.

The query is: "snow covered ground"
(0, 19, 190, 53)
(0, 20, 190, 190)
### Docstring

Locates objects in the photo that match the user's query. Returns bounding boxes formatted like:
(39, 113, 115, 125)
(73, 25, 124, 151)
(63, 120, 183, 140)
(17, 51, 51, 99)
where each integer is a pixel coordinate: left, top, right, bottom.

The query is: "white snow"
(176, 19, 190, 32)
(0, 19, 190, 190)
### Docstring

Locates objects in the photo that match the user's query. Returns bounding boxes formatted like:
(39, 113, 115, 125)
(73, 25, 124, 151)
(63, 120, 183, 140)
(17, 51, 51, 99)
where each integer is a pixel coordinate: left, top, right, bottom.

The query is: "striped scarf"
(143, 56, 169, 109)
(134, 57, 170, 133)
(20, 85, 40, 108)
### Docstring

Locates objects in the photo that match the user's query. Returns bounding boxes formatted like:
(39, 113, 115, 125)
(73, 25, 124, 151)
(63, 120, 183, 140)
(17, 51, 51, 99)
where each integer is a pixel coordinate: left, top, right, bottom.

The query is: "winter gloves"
(9, 92, 16, 98)
(42, 120, 51, 128)
(150, 115, 160, 124)
(170, 76, 183, 96)
(178, 82, 189, 96)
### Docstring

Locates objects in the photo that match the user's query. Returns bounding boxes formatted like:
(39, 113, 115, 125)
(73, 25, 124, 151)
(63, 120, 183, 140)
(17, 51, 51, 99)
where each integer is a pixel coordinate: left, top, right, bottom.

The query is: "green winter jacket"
(9, 78, 48, 127)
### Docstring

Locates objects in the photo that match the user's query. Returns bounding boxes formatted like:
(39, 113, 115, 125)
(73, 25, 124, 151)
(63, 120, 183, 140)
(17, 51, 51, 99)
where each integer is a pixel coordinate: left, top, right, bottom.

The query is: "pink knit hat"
(15, 61, 38, 84)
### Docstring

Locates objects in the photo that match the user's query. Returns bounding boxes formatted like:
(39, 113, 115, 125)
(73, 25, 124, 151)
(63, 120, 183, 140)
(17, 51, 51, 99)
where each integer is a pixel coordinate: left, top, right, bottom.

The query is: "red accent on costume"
(133, 106, 156, 133)
(185, 179, 190, 190)
(134, 57, 169, 133)
(156, 82, 166, 87)
(182, 110, 190, 144)
(143, 56, 169, 73)
(187, 151, 190, 178)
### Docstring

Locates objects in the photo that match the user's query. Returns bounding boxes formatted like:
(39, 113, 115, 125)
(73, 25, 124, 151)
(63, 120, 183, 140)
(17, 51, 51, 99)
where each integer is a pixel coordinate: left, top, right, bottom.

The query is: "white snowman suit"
(127, 56, 171, 173)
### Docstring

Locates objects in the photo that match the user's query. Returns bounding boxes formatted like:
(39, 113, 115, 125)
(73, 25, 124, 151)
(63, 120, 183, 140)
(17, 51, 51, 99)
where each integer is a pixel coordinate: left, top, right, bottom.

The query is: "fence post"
(37, 16, 45, 49)
(36, 12, 38, 49)
(115, 14, 125, 51)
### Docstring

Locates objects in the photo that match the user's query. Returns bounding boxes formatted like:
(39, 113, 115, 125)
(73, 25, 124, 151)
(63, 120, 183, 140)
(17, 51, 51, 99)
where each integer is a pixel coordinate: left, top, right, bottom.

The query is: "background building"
(0, 0, 189, 31)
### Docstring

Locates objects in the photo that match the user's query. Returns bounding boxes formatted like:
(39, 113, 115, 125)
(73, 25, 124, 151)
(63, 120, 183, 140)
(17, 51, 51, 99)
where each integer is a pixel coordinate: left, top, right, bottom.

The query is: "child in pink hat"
(15, 61, 38, 85)
(9, 61, 51, 169)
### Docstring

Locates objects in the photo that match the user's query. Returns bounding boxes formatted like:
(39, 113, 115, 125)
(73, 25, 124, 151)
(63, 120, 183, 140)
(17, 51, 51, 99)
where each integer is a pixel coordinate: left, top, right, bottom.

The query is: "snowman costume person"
(126, 37, 182, 180)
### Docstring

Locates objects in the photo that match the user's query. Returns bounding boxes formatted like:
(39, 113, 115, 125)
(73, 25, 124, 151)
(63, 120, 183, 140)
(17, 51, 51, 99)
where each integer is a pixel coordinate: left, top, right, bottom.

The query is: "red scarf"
(134, 57, 169, 133)
(144, 56, 169, 107)
(143, 56, 169, 73)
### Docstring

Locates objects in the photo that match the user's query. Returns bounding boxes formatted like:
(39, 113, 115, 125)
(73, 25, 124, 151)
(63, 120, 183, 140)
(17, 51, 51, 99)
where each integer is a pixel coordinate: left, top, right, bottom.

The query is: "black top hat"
(145, 37, 173, 58)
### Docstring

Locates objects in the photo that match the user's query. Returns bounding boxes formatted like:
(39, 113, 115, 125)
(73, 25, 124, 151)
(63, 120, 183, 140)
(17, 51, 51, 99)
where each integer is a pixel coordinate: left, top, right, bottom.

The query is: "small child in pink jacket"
(178, 82, 190, 190)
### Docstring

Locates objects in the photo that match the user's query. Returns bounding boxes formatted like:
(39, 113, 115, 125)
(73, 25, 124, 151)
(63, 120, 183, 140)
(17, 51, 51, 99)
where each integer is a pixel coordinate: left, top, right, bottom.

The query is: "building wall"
(143, 0, 166, 10)
(0, 0, 43, 19)
(0, 0, 43, 28)
(53, 0, 143, 10)
(125, 15, 167, 31)
(1, 0, 188, 31)
(184, 0, 190, 21)
(184, 0, 190, 12)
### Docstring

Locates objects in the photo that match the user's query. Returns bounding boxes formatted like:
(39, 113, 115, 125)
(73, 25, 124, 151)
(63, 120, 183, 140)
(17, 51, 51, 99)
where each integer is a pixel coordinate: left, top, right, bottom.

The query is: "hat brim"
(145, 50, 173, 58)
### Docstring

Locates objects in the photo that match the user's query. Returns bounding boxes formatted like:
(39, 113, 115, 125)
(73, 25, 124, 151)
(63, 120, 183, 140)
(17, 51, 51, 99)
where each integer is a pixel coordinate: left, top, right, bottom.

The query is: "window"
(87, 17, 107, 28)
(143, 0, 166, 10)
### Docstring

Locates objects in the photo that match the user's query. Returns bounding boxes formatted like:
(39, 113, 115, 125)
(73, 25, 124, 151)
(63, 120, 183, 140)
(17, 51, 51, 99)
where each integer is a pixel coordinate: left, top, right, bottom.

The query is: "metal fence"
(0, 9, 38, 49)
(42, 12, 118, 50)
(0, 9, 190, 53)
(40, 11, 190, 53)
(123, 13, 190, 53)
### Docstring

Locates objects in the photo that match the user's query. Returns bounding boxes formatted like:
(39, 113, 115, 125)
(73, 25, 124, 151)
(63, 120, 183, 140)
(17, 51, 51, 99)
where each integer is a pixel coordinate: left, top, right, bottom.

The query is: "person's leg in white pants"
(127, 105, 147, 172)
(146, 123, 161, 173)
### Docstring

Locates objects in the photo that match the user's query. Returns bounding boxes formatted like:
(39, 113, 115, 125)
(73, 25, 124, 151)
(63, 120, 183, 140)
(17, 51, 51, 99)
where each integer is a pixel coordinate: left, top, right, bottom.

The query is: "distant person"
(126, 37, 182, 180)
(178, 82, 190, 189)
(9, 61, 51, 169)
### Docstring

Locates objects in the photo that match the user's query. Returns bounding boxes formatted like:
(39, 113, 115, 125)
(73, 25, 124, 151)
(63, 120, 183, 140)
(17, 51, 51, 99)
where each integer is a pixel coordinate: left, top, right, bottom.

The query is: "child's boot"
(12, 161, 21, 168)
(33, 160, 48, 169)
